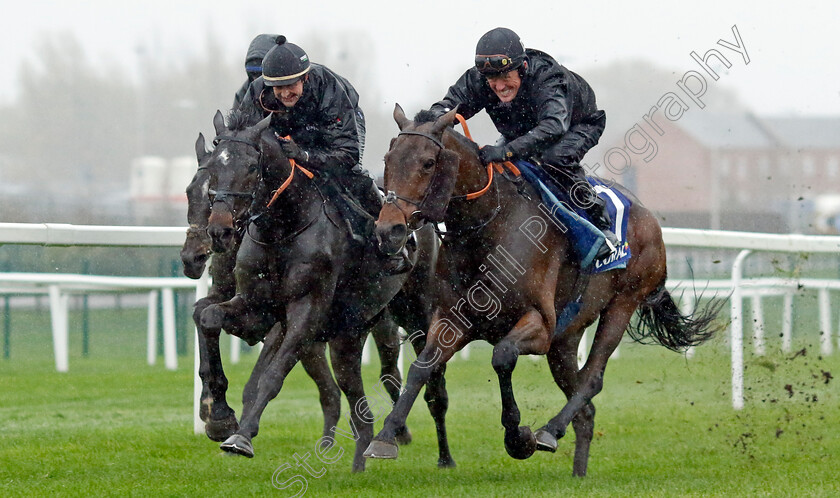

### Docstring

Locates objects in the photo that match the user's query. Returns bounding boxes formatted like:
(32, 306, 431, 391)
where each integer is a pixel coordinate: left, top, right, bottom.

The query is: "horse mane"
(413, 109, 438, 124)
(226, 106, 264, 131)
(412, 110, 480, 156)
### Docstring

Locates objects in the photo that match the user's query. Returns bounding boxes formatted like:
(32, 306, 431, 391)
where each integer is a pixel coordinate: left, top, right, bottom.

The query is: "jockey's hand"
(278, 137, 309, 163)
(479, 145, 511, 165)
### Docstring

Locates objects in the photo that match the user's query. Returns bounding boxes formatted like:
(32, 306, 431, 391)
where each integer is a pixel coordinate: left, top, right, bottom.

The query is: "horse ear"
(213, 110, 226, 135)
(195, 133, 210, 164)
(254, 114, 272, 132)
(394, 103, 410, 131)
(432, 106, 458, 136)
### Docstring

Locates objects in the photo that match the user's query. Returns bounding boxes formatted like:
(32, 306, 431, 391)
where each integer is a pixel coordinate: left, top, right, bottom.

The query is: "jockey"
(238, 36, 411, 274)
(429, 27, 618, 259)
(233, 34, 280, 109)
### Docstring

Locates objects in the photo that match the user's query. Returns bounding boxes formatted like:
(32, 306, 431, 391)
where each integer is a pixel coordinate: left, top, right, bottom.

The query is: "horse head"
(205, 109, 270, 253)
(180, 132, 214, 278)
(376, 104, 464, 255)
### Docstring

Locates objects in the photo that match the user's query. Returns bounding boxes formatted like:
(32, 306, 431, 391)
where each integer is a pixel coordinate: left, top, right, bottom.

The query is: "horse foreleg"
(543, 324, 596, 477)
(241, 321, 285, 417)
(328, 334, 372, 472)
(222, 293, 328, 458)
(424, 362, 455, 468)
(494, 309, 551, 461)
(299, 341, 341, 439)
(194, 294, 239, 442)
(538, 300, 637, 475)
(370, 312, 413, 445)
(364, 317, 468, 462)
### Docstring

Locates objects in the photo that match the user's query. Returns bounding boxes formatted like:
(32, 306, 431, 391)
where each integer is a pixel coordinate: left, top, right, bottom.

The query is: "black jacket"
(430, 49, 605, 165)
(238, 64, 365, 175)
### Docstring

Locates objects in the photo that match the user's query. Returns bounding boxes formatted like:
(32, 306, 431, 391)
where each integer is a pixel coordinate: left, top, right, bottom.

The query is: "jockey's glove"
(278, 137, 310, 163)
(479, 145, 512, 165)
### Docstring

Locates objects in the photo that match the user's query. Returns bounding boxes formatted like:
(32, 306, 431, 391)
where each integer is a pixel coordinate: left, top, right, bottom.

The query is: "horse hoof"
(205, 414, 239, 442)
(220, 434, 254, 458)
(504, 426, 537, 460)
(534, 429, 558, 453)
(395, 426, 413, 446)
(363, 439, 398, 459)
(437, 457, 456, 469)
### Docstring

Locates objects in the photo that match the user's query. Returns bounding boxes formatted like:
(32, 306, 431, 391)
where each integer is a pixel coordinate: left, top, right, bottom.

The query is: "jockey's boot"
(349, 172, 413, 276)
(583, 195, 619, 261)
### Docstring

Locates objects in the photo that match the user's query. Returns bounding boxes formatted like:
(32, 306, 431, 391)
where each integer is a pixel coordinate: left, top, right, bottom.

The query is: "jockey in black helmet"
(238, 36, 410, 274)
(430, 27, 618, 259)
(233, 34, 279, 109)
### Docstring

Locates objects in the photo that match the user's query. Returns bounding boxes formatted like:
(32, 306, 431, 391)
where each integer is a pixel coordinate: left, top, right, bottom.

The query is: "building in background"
(619, 113, 840, 233)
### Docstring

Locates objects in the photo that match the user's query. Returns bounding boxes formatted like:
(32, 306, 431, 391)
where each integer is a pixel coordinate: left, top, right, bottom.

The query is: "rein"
(266, 135, 314, 208)
(386, 114, 518, 234)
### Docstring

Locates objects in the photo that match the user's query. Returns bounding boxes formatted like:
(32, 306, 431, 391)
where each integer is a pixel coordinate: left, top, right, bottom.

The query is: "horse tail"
(626, 279, 724, 353)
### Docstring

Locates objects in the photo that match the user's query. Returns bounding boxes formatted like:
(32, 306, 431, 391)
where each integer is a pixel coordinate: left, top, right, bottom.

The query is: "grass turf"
(0, 305, 838, 497)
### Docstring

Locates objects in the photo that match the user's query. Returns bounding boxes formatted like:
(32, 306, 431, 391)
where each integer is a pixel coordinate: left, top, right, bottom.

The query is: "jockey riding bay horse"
(196, 109, 454, 471)
(364, 105, 721, 476)
(179, 127, 409, 445)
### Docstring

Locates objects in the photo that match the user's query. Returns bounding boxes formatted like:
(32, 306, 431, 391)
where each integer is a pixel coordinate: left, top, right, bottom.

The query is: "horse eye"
(248, 164, 258, 173)
(423, 158, 436, 170)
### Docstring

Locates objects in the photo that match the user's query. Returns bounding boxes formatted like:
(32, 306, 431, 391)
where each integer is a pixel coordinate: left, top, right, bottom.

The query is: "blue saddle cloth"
(513, 160, 632, 273)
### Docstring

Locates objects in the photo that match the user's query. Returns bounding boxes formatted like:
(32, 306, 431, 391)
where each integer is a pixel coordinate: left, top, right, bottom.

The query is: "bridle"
(207, 134, 259, 221)
(384, 118, 509, 235)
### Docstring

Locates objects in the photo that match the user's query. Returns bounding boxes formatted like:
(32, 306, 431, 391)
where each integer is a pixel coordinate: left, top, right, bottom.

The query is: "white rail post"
(397, 327, 406, 378)
(230, 335, 241, 364)
(459, 343, 471, 360)
(751, 295, 765, 356)
(681, 292, 697, 359)
(361, 334, 372, 366)
(781, 292, 794, 353)
(147, 290, 158, 365)
(731, 249, 751, 410)
(48, 285, 69, 373)
(194, 264, 209, 434)
(161, 287, 177, 370)
(577, 328, 589, 369)
(819, 288, 832, 355)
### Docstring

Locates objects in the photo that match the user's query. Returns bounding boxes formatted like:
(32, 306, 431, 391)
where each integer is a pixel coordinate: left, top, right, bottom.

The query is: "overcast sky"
(1, 0, 838, 116)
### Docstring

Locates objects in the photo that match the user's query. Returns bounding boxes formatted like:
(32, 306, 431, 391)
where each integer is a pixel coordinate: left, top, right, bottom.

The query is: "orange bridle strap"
(453, 114, 520, 200)
(266, 135, 315, 208)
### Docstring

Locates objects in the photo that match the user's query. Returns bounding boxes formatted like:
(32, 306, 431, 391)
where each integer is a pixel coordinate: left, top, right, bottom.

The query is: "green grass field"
(1, 304, 838, 497)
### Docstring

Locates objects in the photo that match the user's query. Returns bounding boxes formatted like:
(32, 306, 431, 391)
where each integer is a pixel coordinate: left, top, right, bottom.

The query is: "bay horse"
(198, 110, 453, 471)
(364, 105, 721, 476)
(180, 126, 408, 445)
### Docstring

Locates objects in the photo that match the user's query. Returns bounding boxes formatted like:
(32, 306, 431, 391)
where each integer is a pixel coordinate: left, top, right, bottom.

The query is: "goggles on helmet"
(475, 53, 521, 74)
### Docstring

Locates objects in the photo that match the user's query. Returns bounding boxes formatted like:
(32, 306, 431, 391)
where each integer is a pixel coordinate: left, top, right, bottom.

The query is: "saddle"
(514, 160, 632, 272)
(317, 177, 375, 245)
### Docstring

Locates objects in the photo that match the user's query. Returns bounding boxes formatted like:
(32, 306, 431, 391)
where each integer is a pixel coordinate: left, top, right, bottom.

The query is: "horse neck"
(257, 160, 321, 225)
(444, 134, 499, 229)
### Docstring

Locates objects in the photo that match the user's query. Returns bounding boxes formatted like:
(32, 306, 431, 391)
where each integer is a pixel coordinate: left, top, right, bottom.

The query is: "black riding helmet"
(262, 35, 311, 87)
(474, 27, 526, 75)
(244, 33, 280, 82)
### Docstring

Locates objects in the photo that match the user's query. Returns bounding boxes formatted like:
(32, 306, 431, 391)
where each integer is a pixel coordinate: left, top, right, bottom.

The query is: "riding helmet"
(244, 33, 280, 81)
(262, 35, 311, 87)
(474, 27, 526, 75)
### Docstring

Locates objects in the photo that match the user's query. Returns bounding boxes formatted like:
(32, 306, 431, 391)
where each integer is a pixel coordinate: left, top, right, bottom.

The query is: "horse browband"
(398, 131, 443, 149)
